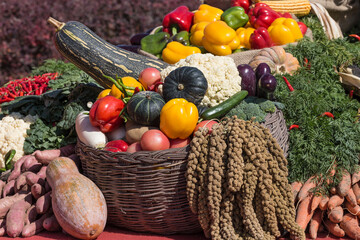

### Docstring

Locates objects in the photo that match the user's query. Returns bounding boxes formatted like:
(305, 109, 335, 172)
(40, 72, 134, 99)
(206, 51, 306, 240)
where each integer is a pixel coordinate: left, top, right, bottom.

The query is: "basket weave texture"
(76, 108, 288, 235)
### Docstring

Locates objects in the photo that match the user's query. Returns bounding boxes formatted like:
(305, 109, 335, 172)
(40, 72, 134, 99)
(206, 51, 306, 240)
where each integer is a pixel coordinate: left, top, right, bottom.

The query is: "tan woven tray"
(75, 108, 288, 235)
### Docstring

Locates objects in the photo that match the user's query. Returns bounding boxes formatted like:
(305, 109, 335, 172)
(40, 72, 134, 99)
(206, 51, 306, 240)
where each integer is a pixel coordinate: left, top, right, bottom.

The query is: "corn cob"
(254, 0, 312, 17)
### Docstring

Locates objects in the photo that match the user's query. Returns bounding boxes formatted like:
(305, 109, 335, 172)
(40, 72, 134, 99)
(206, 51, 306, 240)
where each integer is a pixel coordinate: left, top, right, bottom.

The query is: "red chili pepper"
(289, 124, 299, 130)
(321, 112, 334, 119)
(350, 90, 354, 99)
(283, 76, 294, 92)
(304, 57, 311, 69)
(349, 34, 360, 41)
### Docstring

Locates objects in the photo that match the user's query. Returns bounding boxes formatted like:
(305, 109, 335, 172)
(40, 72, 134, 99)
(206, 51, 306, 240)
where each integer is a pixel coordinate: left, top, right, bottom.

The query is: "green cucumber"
(201, 90, 248, 120)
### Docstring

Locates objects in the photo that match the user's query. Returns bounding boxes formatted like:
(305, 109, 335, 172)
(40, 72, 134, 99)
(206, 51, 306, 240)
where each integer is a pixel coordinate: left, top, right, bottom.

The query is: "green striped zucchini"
(48, 17, 169, 89)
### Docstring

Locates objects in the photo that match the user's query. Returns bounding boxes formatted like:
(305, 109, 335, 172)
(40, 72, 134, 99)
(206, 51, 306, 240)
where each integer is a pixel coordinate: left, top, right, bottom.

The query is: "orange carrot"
(329, 187, 337, 195)
(352, 182, 360, 205)
(295, 195, 313, 231)
(328, 195, 344, 210)
(291, 181, 303, 203)
(297, 176, 317, 203)
(345, 188, 357, 207)
(310, 194, 322, 211)
(344, 200, 360, 216)
(339, 213, 360, 239)
(319, 195, 329, 211)
(351, 166, 360, 185)
(309, 208, 323, 239)
(323, 218, 345, 238)
(336, 170, 351, 197)
(327, 206, 343, 224)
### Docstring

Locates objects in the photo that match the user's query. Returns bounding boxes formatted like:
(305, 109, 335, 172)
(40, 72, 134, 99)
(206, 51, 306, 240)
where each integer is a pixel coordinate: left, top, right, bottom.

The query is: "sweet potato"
(297, 176, 317, 202)
(26, 172, 41, 186)
(43, 214, 61, 232)
(327, 206, 343, 224)
(6, 196, 33, 237)
(21, 212, 51, 237)
(36, 165, 47, 179)
(310, 194, 322, 211)
(44, 180, 51, 193)
(319, 195, 329, 211)
(339, 213, 360, 239)
(344, 200, 360, 216)
(291, 181, 303, 203)
(0, 219, 5, 237)
(25, 205, 38, 225)
(336, 170, 351, 197)
(0, 180, 5, 197)
(36, 191, 51, 214)
(7, 155, 29, 182)
(295, 195, 313, 230)
(309, 208, 323, 240)
(352, 182, 360, 204)
(22, 155, 42, 173)
(3, 179, 15, 198)
(323, 218, 345, 238)
(31, 183, 45, 199)
(60, 144, 76, 157)
(327, 194, 344, 210)
(14, 171, 31, 193)
(0, 190, 30, 218)
(34, 149, 61, 165)
(345, 188, 357, 207)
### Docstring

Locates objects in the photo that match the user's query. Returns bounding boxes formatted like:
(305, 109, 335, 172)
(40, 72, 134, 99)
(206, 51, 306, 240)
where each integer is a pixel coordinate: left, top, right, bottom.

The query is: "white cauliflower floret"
(160, 53, 242, 107)
(0, 113, 37, 168)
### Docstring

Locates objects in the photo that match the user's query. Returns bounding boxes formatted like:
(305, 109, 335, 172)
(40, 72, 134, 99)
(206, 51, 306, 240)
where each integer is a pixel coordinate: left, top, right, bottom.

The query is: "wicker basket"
(75, 108, 289, 235)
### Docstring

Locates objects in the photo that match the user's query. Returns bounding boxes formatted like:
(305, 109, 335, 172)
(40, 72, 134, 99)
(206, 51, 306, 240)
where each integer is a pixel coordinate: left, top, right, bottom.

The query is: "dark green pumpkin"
(162, 66, 208, 106)
(47, 17, 169, 89)
(126, 91, 165, 126)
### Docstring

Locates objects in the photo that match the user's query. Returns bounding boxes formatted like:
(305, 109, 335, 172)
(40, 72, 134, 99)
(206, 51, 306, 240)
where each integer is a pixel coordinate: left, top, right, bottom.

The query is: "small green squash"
(162, 66, 208, 106)
(126, 91, 165, 126)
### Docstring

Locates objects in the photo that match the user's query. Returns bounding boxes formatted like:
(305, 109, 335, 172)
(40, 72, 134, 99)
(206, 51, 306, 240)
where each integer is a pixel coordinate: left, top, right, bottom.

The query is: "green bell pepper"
(221, 6, 249, 30)
(171, 31, 190, 46)
(140, 32, 170, 57)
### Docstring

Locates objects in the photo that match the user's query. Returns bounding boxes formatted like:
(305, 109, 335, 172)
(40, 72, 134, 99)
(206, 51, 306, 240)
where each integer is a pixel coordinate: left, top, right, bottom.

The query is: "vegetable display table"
(0, 226, 350, 240)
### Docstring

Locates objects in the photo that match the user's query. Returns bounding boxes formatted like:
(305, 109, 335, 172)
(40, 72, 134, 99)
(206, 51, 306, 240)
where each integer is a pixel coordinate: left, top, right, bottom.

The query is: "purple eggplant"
(257, 73, 277, 100)
(237, 64, 257, 96)
(255, 63, 271, 80)
(130, 32, 150, 45)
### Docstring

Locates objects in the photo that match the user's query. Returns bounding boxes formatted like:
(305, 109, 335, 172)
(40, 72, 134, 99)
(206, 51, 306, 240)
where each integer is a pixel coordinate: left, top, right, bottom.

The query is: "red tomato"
(126, 142, 142, 153)
(139, 68, 161, 90)
(194, 120, 218, 135)
(140, 129, 170, 151)
(104, 140, 129, 152)
(170, 138, 190, 149)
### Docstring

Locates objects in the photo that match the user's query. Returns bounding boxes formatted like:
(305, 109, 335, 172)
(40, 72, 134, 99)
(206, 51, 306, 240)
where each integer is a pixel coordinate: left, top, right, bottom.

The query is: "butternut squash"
(46, 157, 107, 240)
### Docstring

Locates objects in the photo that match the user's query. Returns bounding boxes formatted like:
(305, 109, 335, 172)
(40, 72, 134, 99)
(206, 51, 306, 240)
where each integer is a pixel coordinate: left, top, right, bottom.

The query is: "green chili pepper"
(1, 149, 16, 172)
(171, 31, 190, 46)
(221, 6, 249, 30)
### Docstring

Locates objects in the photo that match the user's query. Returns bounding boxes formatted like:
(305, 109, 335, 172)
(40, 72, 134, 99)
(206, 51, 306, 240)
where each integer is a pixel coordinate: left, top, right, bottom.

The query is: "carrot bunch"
(0, 144, 77, 238)
(292, 167, 360, 239)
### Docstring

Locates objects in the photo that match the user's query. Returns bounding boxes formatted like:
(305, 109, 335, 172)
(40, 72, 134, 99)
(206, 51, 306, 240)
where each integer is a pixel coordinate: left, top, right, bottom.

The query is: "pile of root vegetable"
(292, 169, 360, 239)
(0, 144, 77, 237)
(186, 116, 305, 240)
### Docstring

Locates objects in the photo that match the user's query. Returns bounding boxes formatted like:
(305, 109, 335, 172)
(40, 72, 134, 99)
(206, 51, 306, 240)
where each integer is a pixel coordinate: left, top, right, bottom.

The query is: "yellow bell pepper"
(193, 4, 223, 24)
(236, 27, 255, 49)
(190, 22, 209, 46)
(109, 76, 144, 99)
(202, 21, 240, 56)
(160, 98, 198, 139)
(162, 41, 201, 64)
(267, 17, 303, 46)
(97, 89, 111, 99)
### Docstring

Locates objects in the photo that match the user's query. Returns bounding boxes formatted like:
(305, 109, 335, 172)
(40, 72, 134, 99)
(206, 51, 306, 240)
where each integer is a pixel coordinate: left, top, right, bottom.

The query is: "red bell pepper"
(297, 21, 308, 35)
(104, 140, 129, 152)
(248, 3, 292, 29)
(230, 0, 250, 13)
(249, 27, 274, 49)
(162, 6, 194, 36)
(89, 95, 125, 133)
